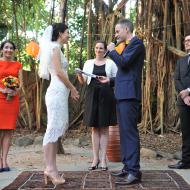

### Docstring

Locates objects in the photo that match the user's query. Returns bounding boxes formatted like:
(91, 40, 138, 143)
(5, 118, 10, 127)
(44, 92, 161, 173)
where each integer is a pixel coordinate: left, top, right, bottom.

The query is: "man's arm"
(108, 41, 144, 69)
(174, 60, 184, 93)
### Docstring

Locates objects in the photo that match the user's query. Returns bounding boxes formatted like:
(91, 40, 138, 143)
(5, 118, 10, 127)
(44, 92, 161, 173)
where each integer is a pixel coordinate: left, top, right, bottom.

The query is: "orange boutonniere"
(115, 40, 130, 55)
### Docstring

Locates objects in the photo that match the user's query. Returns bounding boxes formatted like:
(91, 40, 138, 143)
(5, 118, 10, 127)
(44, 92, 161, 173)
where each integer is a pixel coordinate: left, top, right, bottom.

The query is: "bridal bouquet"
(1, 76, 20, 101)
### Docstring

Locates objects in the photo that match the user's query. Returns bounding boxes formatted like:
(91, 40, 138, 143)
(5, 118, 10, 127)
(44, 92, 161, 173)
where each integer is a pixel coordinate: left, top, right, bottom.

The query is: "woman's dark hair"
(0, 40, 16, 50)
(184, 33, 190, 39)
(52, 23, 68, 41)
(95, 40, 107, 50)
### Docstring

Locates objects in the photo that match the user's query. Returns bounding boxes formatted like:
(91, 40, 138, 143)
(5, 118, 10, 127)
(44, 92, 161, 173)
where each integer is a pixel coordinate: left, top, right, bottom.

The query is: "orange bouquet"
(1, 76, 20, 101)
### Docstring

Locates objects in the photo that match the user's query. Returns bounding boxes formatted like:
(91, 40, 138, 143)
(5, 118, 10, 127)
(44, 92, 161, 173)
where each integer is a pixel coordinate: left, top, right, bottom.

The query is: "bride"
(38, 23, 79, 185)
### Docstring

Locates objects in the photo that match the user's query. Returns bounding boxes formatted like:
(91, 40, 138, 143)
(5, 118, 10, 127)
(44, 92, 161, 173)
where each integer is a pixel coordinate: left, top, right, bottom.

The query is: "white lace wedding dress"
(43, 43, 70, 146)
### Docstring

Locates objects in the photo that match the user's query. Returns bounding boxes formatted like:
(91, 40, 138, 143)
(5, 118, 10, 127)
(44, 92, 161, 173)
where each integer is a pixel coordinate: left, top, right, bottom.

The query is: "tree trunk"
(61, 0, 68, 23)
(87, 0, 92, 59)
(79, 0, 88, 69)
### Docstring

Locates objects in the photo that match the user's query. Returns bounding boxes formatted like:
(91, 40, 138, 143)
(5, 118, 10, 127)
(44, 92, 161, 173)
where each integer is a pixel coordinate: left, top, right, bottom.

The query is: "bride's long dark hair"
(52, 23, 68, 41)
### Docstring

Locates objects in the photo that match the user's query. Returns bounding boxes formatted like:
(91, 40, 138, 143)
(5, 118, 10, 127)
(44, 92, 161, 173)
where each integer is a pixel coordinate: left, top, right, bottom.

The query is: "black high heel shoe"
(88, 161, 100, 171)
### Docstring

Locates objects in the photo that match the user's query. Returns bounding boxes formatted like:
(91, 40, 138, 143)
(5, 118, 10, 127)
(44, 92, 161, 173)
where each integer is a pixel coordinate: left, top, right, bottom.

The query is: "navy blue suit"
(108, 36, 145, 176)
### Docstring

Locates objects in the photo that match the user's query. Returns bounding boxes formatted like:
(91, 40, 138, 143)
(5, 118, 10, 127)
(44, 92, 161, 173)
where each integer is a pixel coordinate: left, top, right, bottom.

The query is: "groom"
(100, 19, 145, 185)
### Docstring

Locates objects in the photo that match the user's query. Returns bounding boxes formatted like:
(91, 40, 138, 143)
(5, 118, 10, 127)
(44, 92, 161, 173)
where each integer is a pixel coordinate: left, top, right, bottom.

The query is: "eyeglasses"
(183, 39, 190, 44)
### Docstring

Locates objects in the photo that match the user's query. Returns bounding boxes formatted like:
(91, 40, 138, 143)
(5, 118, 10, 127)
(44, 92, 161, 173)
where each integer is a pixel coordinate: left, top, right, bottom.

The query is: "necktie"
(188, 54, 190, 66)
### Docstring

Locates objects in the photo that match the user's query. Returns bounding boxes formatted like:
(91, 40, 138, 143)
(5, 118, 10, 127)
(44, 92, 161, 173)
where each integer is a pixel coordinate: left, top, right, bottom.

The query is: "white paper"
(75, 68, 98, 78)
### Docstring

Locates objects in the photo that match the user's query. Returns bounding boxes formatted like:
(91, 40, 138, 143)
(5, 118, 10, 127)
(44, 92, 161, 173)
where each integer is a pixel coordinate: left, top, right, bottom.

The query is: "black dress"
(83, 64, 117, 128)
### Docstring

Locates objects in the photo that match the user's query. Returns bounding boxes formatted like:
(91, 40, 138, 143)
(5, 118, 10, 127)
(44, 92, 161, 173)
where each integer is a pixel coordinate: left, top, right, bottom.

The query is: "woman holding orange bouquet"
(0, 40, 23, 172)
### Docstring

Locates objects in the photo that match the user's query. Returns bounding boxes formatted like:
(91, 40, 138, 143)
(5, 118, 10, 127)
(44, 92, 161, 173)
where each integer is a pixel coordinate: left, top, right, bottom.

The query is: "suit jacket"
(108, 36, 145, 100)
(174, 55, 190, 105)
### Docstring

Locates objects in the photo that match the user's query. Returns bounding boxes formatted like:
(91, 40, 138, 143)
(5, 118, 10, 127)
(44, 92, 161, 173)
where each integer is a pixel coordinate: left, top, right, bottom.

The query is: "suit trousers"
(178, 105, 190, 164)
(117, 99, 140, 176)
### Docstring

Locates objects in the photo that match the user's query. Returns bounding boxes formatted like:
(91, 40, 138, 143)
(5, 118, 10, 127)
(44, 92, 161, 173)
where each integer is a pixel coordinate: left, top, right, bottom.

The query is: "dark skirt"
(83, 79, 117, 128)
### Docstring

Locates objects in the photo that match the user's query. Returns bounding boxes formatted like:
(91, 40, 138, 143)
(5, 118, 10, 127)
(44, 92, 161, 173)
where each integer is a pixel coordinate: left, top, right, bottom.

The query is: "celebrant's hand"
(97, 76, 110, 83)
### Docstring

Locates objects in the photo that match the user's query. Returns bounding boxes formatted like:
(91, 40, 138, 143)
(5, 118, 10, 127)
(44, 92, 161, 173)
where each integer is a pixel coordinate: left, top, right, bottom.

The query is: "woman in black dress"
(77, 40, 117, 170)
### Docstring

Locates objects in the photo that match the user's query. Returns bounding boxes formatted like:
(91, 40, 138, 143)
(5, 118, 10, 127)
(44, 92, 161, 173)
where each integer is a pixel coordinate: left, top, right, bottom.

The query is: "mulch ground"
(14, 128, 182, 154)
(3, 170, 190, 190)
(64, 129, 182, 154)
(140, 132, 182, 154)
